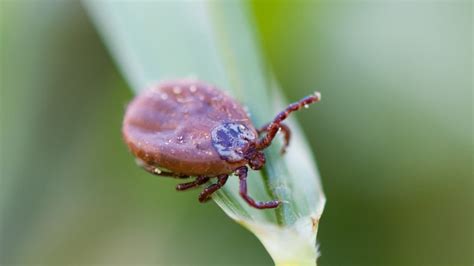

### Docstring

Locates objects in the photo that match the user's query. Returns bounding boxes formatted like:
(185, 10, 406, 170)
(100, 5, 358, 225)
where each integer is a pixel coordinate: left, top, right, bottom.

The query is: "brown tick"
(122, 79, 320, 209)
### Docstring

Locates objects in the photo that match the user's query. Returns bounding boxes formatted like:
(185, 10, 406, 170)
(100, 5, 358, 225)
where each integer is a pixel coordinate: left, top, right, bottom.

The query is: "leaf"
(84, 1, 325, 264)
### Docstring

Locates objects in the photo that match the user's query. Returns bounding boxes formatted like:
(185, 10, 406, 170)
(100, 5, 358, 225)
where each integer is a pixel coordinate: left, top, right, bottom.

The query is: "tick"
(122, 79, 320, 209)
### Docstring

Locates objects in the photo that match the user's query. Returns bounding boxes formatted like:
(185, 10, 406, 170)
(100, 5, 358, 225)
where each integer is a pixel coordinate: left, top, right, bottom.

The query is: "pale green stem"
(84, 1, 325, 265)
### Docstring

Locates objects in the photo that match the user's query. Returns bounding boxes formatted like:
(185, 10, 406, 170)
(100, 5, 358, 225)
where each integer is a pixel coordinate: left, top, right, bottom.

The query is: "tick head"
(247, 150, 265, 170)
(211, 122, 258, 164)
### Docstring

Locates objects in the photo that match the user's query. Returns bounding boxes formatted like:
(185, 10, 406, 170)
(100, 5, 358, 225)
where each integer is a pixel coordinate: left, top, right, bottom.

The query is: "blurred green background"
(1, 1, 472, 265)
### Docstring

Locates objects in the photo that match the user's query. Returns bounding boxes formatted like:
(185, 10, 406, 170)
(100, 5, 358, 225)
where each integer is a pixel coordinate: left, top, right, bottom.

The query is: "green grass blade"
(84, 1, 325, 264)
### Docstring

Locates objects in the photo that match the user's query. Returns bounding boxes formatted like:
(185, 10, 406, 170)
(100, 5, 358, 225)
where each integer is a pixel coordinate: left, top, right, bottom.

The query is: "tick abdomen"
(122, 80, 257, 176)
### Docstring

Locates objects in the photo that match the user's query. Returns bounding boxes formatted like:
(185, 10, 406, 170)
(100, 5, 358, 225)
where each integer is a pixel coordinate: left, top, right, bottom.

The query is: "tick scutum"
(211, 122, 257, 163)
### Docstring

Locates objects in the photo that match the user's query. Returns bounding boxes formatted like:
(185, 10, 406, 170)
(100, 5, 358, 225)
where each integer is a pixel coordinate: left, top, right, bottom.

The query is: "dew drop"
(189, 85, 197, 93)
(314, 91, 321, 99)
(304, 104, 309, 109)
(173, 86, 182, 94)
(243, 106, 252, 117)
(177, 96, 190, 103)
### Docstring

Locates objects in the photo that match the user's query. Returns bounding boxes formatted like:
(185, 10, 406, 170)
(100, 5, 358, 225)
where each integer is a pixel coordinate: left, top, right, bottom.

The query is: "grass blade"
(84, 1, 325, 264)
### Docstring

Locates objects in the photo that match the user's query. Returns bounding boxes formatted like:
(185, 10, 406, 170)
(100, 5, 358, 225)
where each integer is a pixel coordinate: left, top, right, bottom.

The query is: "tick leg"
(258, 123, 291, 154)
(256, 92, 320, 151)
(176, 176, 210, 191)
(235, 166, 280, 209)
(198, 174, 229, 203)
(136, 159, 189, 179)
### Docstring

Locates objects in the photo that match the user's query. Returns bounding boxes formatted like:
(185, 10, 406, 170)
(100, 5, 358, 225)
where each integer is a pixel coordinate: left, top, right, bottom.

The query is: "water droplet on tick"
(243, 106, 251, 117)
(173, 86, 182, 94)
(177, 96, 190, 103)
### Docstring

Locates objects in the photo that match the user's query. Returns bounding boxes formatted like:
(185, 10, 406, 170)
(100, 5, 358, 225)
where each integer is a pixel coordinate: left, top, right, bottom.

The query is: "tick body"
(123, 79, 320, 209)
